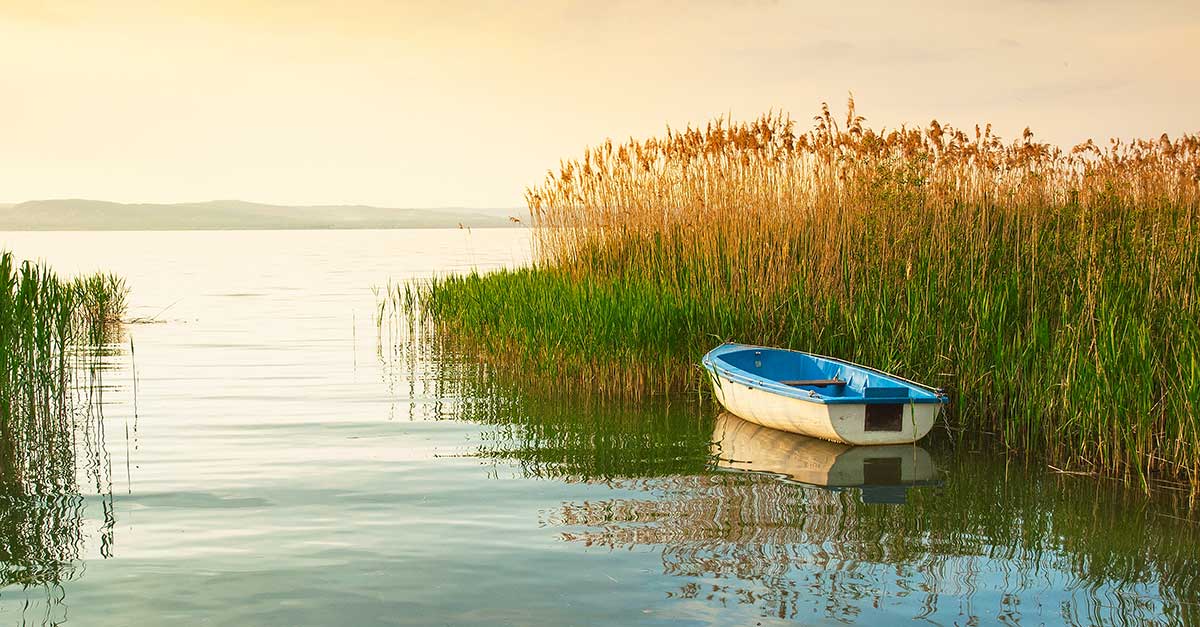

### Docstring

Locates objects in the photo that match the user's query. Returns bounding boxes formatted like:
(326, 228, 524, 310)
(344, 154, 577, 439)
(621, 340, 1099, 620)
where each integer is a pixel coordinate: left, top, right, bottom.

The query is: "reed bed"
(0, 250, 128, 495)
(401, 100, 1200, 488)
(1, 251, 126, 592)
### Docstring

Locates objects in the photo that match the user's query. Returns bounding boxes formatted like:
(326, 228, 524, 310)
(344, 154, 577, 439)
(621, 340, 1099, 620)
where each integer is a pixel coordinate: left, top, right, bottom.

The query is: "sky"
(2, 0, 1198, 208)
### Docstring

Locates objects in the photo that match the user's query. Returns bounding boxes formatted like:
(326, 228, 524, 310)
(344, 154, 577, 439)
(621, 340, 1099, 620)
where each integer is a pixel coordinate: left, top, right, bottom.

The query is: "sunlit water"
(1, 230, 1197, 626)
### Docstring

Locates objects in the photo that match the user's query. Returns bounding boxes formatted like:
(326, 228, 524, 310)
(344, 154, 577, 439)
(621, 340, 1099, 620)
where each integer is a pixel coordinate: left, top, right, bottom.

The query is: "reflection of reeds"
(549, 463, 1200, 624)
(383, 346, 715, 481)
(400, 100, 1200, 487)
(0, 251, 127, 591)
(0, 494, 86, 588)
(376, 338, 1199, 624)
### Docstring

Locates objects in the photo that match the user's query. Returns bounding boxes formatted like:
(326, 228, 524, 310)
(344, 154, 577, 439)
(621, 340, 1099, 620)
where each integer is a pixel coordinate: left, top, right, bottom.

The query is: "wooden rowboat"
(702, 343, 947, 445)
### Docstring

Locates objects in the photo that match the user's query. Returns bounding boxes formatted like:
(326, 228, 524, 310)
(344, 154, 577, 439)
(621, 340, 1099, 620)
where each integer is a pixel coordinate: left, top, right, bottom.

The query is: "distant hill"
(0, 199, 524, 230)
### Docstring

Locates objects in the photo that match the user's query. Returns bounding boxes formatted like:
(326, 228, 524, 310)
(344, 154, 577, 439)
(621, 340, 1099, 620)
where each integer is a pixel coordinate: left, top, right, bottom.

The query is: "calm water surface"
(1, 230, 1197, 626)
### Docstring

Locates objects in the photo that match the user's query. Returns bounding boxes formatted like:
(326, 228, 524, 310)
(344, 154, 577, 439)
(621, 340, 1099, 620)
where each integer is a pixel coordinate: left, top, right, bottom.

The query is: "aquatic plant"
(395, 99, 1200, 488)
(0, 251, 127, 603)
(0, 250, 128, 494)
(71, 272, 128, 342)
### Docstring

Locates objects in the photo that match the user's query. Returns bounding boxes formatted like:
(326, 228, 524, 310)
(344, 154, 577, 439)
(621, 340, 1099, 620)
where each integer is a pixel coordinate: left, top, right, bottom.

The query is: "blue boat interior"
(704, 344, 944, 405)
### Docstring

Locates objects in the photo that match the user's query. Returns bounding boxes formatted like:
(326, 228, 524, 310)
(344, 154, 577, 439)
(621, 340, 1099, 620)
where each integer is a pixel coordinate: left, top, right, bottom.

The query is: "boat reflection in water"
(712, 412, 937, 504)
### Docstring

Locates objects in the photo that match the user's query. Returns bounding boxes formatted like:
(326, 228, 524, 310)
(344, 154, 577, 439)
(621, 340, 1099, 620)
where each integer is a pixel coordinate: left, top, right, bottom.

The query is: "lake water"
(1, 230, 1197, 626)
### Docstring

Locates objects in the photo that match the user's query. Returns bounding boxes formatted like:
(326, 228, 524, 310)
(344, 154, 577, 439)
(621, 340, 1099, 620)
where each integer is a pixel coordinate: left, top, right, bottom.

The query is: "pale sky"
(2, 0, 1197, 208)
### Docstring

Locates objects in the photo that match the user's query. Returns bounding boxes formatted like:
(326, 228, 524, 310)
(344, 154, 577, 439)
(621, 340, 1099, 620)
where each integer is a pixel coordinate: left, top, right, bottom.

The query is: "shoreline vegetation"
(0, 251, 128, 496)
(1, 250, 128, 590)
(391, 99, 1200, 491)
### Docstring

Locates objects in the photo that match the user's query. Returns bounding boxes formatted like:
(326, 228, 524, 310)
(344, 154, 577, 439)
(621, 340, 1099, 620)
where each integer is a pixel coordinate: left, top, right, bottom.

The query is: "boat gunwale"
(702, 343, 948, 406)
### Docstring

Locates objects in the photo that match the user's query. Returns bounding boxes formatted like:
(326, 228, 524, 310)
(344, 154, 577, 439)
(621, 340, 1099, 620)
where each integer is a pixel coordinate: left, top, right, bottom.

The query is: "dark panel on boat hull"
(865, 404, 903, 432)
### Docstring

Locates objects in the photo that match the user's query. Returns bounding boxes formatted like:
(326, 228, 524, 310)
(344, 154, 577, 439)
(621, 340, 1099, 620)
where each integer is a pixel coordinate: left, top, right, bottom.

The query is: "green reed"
(394, 101, 1200, 489)
(0, 250, 128, 495)
(1, 251, 127, 594)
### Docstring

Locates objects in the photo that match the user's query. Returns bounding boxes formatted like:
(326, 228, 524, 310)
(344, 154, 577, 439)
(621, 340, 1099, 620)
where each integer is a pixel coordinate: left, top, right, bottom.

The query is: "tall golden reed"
(408, 99, 1200, 488)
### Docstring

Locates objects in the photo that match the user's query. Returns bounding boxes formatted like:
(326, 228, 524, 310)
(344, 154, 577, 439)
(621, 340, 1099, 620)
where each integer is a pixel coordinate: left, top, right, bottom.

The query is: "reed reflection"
(547, 418, 1200, 625)
(374, 332, 716, 481)
(479, 396, 1197, 622)
(385, 323, 1200, 625)
(1, 332, 126, 622)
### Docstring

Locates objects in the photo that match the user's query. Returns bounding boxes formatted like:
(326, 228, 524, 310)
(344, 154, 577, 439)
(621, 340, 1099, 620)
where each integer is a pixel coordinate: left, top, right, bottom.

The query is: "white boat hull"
(709, 372, 940, 445)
